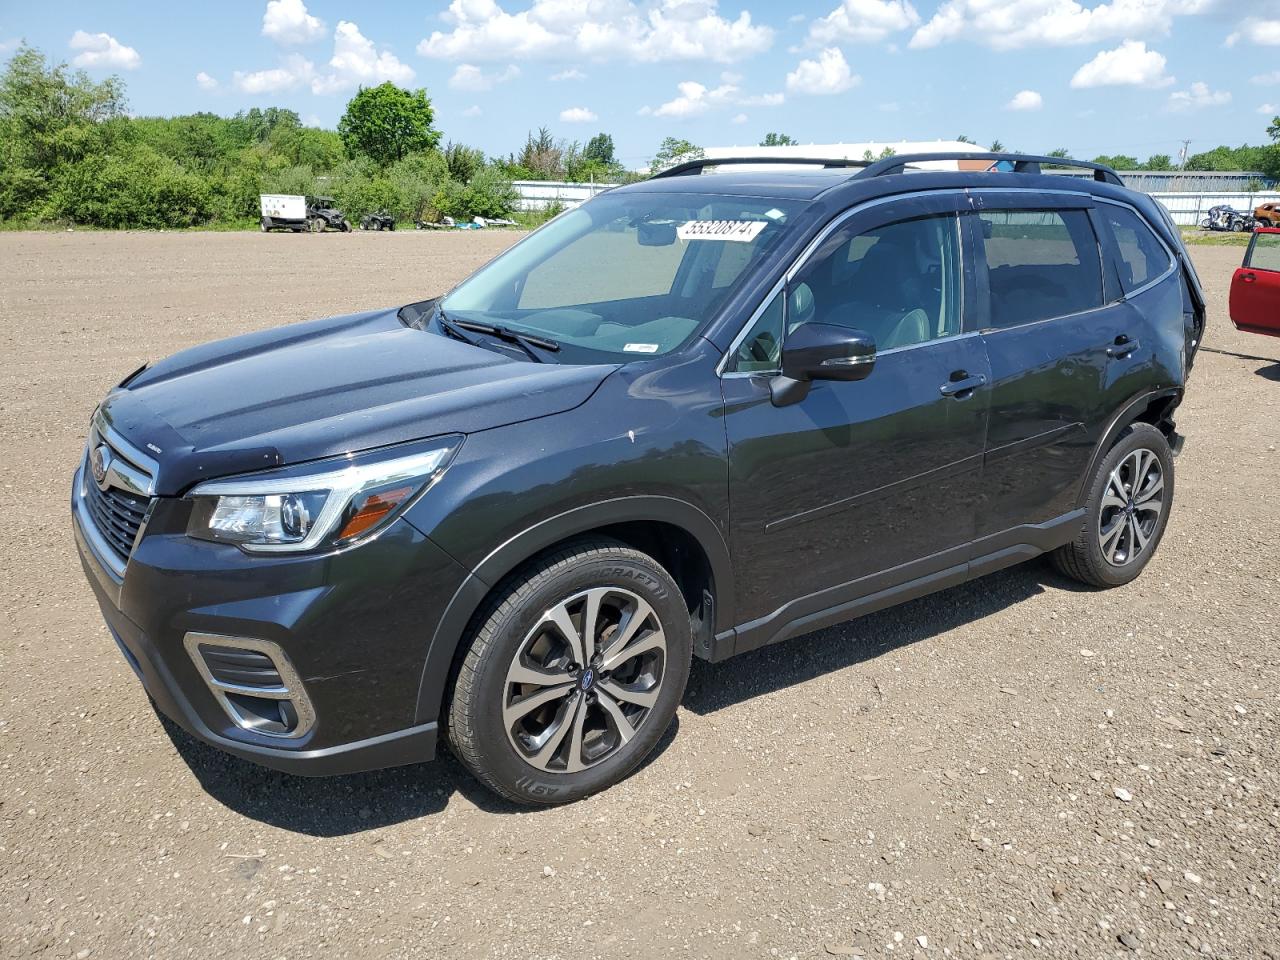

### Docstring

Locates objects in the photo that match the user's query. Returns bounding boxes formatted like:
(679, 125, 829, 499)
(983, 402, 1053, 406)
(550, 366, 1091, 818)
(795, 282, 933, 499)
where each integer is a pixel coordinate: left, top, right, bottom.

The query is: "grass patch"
(1180, 229, 1253, 247)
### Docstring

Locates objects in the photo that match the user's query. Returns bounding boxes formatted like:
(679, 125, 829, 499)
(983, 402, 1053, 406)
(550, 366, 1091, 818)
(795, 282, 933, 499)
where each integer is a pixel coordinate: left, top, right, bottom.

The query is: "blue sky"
(3, 0, 1277, 167)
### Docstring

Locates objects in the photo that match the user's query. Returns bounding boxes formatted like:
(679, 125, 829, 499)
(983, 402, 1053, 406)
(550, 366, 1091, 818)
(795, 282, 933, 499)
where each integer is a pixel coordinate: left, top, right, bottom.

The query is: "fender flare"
(1075, 387, 1181, 507)
(413, 495, 734, 725)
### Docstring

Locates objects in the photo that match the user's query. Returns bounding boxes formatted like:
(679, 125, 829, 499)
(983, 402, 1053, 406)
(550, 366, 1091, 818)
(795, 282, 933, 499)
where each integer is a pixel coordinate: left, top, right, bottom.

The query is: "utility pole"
(1178, 139, 1191, 170)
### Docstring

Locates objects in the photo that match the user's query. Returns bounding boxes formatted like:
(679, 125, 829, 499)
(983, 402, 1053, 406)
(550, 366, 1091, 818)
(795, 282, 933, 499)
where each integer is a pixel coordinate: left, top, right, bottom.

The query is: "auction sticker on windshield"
(678, 220, 767, 242)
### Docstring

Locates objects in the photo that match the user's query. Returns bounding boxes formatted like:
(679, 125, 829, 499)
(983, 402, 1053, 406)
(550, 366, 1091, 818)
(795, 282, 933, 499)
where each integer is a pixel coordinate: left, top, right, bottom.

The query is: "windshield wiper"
(435, 308, 481, 346)
(451, 318, 561, 363)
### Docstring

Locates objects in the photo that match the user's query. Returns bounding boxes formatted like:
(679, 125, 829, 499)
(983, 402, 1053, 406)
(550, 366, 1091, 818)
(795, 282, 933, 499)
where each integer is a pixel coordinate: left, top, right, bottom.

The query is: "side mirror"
(772, 323, 876, 406)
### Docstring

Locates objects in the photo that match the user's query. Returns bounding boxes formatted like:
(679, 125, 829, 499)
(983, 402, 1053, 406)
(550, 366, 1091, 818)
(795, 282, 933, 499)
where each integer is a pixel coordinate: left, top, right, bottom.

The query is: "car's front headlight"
(185, 436, 462, 553)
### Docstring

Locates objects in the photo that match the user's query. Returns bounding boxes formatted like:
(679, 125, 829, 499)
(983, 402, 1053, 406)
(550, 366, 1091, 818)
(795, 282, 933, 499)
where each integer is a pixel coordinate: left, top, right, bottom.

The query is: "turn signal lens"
(336, 486, 414, 542)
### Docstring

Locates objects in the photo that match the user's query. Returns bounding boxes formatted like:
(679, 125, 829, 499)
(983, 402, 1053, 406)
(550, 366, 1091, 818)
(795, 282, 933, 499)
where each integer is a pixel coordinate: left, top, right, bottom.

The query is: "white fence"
(512, 180, 615, 212)
(1150, 192, 1280, 227)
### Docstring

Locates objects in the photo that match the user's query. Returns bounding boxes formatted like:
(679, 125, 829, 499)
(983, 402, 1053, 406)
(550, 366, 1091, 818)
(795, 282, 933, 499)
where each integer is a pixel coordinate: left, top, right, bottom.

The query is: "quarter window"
(978, 209, 1103, 328)
(729, 290, 783, 372)
(1099, 205, 1172, 293)
(1247, 232, 1280, 273)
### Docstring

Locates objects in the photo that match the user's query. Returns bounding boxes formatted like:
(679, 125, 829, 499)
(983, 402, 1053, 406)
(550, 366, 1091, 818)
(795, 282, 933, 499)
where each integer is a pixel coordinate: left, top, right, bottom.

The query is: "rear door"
(1230, 229, 1280, 338)
(967, 192, 1134, 541)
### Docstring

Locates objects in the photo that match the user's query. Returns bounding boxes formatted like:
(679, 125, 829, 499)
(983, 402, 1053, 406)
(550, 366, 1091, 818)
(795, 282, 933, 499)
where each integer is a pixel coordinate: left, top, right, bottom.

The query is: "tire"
(259, 217, 271, 233)
(447, 539, 692, 806)
(310, 216, 325, 233)
(1052, 423, 1174, 588)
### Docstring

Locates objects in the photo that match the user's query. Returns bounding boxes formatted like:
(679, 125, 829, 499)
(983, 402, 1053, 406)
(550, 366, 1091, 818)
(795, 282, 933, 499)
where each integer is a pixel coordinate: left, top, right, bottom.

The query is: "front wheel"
(310, 216, 325, 233)
(1052, 423, 1174, 588)
(447, 540, 692, 805)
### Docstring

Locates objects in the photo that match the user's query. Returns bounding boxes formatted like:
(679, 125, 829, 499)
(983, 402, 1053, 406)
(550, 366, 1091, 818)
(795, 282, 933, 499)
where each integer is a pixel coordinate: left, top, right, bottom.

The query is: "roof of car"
(620, 167, 862, 201)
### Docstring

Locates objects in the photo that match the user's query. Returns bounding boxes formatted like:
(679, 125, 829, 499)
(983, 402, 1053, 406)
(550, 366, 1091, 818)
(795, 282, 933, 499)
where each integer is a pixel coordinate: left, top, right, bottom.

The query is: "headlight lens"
(186, 436, 461, 552)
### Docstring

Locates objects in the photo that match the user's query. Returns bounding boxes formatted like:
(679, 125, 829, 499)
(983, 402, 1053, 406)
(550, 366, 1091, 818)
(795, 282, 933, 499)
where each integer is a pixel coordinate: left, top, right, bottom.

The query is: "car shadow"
(160, 707, 682, 836)
(1256, 361, 1280, 382)
(166, 558, 1075, 834)
(683, 559, 1069, 715)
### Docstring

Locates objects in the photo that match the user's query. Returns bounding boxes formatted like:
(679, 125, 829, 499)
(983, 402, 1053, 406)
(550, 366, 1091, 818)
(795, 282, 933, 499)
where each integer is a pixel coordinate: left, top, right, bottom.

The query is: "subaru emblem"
(580, 667, 595, 691)
(90, 444, 112, 490)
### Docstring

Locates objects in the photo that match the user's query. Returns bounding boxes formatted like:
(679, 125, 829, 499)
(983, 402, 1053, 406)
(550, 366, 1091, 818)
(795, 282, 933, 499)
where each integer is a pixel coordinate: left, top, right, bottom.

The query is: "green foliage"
(1092, 154, 1139, 170)
(652, 137, 703, 173)
(1140, 154, 1173, 171)
(955, 134, 975, 144)
(989, 140, 1005, 153)
(760, 132, 798, 147)
(1047, 148, 1071, 159)
(584, 133, 616, 165)
(0, 45, 520, 228)
(338, 82, 440, 166)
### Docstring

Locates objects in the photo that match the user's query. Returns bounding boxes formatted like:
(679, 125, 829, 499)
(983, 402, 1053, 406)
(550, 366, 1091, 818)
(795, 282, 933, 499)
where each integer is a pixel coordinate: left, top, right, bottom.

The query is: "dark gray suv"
(73, 154, 1204, 804)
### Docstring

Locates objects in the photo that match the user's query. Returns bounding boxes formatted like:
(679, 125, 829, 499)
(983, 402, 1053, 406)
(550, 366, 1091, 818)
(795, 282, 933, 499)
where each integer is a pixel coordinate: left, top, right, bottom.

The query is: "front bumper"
(72, 465, 469, 776)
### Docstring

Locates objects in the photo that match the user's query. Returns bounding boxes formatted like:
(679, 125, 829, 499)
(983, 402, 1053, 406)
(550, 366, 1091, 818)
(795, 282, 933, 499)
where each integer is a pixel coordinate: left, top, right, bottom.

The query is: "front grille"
(79, 418, 157, 570)
(84, 481, 148, 559)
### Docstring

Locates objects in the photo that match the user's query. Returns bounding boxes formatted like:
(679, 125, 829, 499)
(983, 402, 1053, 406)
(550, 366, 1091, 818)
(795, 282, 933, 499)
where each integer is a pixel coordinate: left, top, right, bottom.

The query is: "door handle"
(1106, 334, 1140, 359)
(939, 373, 987, 398)
(1241, 271, 1257, 284)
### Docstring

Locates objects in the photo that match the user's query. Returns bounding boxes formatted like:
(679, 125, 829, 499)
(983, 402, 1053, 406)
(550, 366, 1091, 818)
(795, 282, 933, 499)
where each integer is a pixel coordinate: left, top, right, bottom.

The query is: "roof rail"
(855, 152, 1124, 186)
(650, 156, 870, 179)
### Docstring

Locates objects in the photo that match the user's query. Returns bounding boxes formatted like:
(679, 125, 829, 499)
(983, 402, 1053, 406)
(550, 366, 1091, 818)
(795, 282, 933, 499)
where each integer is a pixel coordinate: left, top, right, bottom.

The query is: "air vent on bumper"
(183, 633, 315, 739)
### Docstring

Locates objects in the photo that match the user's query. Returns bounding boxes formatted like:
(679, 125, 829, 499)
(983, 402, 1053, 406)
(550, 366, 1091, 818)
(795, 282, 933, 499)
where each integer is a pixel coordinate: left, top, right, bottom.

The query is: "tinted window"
(729, 290, 783, 372)
(1247, 233, 1280, 273)
(788, 214, 962, 351)
(978, 209, 1103, 328)
(1099, 204, 1171, 293)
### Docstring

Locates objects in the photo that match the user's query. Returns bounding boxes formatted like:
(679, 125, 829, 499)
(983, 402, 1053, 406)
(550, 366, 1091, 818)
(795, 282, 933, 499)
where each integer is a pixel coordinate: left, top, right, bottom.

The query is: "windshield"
(440, 191, 801, 363)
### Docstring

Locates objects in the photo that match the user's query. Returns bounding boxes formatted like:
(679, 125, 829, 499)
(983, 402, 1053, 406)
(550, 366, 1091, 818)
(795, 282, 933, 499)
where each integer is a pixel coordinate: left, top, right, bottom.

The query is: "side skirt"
(706, 510, 1085, 662)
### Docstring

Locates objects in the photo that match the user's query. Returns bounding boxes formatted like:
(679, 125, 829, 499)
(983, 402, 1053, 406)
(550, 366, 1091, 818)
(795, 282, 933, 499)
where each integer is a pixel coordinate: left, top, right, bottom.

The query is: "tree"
(955, 134, 975, 144)
(443, 141, 485, 183)
(337, 83, 439, 166)
(1268, 116, 1280, 142)
(584, 132, 616, 165)
(652, 136, 703, 172)
(760, 132, 798, 147)
(989, 139, 1005, 153)
(1140, 154, 1173, 171)
(1093, 154, 1138, 170)
(1047, 148, 1071, 158)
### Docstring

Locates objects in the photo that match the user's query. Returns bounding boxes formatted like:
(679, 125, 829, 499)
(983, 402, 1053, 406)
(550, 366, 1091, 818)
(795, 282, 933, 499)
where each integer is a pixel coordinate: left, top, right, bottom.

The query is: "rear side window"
(1247, 233, 1280, 272)
(978, 209, 1103, 328)
(1098, 204, 1172, 293)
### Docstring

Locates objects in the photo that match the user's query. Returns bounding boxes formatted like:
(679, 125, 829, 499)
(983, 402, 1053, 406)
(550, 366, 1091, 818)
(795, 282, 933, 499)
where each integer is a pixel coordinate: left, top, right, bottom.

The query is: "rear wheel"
(448, 540, 691, 805)
(1052, 423, 1173, 588)
(259, 217, 271, 233)
(310, 216, 325, 233)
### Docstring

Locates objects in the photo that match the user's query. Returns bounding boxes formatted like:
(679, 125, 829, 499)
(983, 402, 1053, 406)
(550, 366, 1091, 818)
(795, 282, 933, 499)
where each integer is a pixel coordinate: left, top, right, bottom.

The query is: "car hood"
(100, 307, 616, 495)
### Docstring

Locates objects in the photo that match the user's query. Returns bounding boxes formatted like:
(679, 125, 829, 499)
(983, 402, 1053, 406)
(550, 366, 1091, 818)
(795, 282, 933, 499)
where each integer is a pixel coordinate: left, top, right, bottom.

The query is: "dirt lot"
(1, 232, 1277, 960)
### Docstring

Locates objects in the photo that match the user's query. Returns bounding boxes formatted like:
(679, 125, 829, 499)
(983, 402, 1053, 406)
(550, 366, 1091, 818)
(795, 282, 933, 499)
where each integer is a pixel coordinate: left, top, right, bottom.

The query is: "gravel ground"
(1, 232, 1277, 960)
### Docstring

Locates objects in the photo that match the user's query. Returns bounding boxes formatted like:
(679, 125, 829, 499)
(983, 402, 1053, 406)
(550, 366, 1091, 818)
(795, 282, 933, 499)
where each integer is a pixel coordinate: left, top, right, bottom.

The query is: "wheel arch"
(414, 496, 733, 726)
(1075, 388, 1181, 508)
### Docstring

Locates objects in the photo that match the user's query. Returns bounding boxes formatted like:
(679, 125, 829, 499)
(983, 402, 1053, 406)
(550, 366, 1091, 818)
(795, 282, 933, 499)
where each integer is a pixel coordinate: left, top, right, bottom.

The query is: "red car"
(1230, 227, 1280, 338)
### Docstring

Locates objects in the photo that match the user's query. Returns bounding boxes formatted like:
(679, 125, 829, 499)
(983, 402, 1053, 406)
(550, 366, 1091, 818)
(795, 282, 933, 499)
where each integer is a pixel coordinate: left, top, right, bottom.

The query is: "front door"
(721, 195, 991, 646)
(1230, 229, 1280, 337)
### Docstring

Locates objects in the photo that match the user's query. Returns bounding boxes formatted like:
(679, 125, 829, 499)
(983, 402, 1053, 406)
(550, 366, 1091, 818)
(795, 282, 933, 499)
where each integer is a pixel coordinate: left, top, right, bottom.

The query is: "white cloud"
(911, 0, 1212, 51)
(786, 47, 859, 95)
(262, 0, 326, 45)
(1070, 40, 1172, 89)
(1006, 89, 1043, 111)
(69, 31, 140, 70)
(448, 63, 519, 90)
(550, 67, 586, 81)
(807, 0, 919, 45)
(0, 38, 20, 55)
(417, 0, 773, 64)
(462, 104, 484, 117)
(195, 71, 218, 91)
(233, 53, 315, 94)
(645, 77, 783, 118)
(1228, 19, 1280, 47)
(1167, 81, 1230, 111)
(559, 106, 598, 122)
(311, 20, 415, 94)
(731, 112, 748, 124)
(1258, 103, 1277, 115)
(1252, 70, 1280, 85)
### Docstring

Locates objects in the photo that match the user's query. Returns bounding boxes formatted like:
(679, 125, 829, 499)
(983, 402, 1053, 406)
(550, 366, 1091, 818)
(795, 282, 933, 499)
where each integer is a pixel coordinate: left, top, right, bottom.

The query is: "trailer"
(259, 195, 351, 233)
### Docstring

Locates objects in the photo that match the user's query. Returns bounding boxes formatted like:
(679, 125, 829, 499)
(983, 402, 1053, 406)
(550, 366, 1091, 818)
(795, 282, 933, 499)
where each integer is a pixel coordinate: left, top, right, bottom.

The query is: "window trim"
(719, 197, 967, 377)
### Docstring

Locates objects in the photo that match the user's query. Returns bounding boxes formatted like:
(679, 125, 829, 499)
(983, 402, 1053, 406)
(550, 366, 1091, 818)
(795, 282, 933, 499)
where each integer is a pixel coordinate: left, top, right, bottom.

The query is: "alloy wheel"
(502, 587, 667, 773)
(1097, 447, 1165, 566)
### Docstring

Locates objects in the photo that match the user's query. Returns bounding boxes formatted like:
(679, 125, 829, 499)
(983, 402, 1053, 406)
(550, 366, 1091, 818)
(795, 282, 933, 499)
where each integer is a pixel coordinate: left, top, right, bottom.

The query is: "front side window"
(978, 209, 1103, 328)
(1246, 232, 1280, 272)
(787, 213, 962, 351)
(1099, 204, 1172, 293)
(442, 192, 800, 364)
